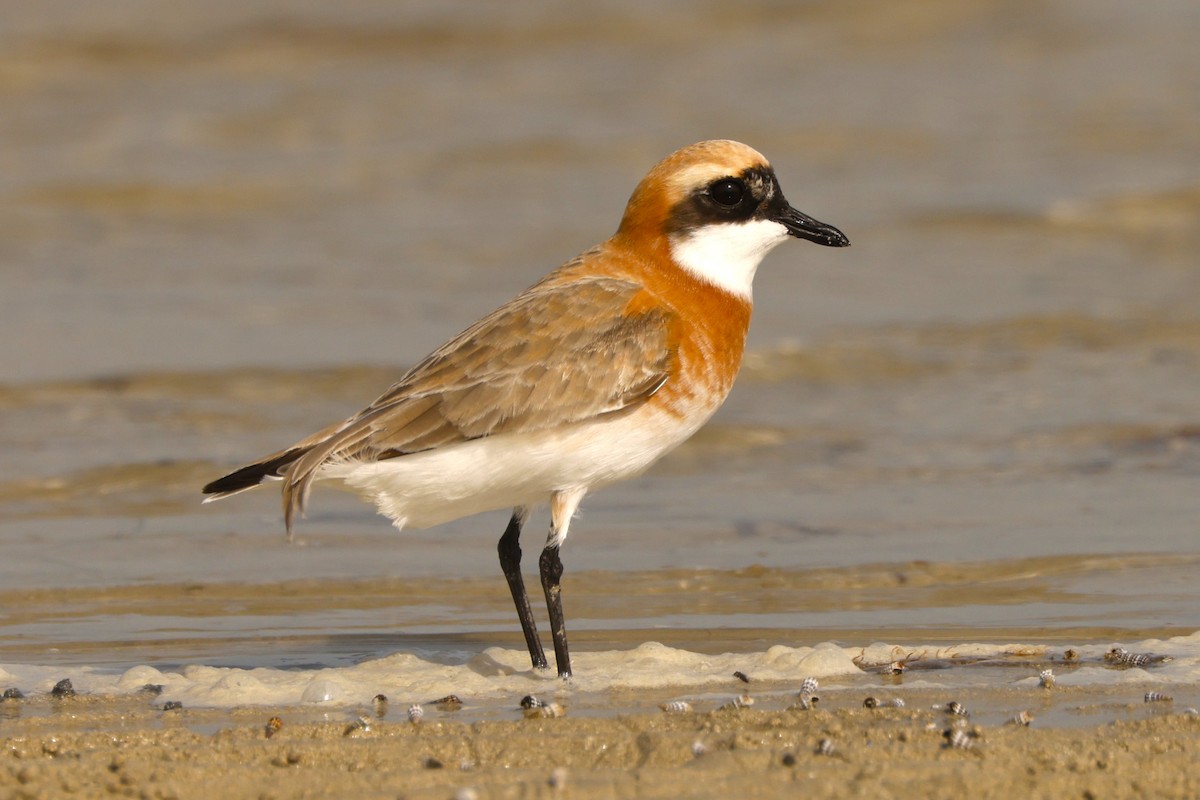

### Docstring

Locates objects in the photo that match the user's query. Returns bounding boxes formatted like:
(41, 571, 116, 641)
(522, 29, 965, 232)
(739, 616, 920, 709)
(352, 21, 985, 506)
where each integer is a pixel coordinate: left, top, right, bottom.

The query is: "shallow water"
(1, 0, 1198, 715)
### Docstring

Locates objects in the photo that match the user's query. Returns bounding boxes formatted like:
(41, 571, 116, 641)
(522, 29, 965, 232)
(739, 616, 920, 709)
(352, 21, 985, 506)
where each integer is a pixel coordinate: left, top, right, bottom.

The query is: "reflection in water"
(1, 555, 1196, 671)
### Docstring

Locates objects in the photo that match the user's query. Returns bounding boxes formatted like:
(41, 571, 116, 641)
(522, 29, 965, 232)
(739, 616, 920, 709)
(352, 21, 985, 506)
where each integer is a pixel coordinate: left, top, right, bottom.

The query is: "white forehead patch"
(669, 218, 790, 300)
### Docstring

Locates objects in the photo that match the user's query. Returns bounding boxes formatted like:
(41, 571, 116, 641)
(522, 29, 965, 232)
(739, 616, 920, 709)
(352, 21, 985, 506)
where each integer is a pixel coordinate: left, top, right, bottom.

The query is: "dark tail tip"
(203, 450, 300, 498)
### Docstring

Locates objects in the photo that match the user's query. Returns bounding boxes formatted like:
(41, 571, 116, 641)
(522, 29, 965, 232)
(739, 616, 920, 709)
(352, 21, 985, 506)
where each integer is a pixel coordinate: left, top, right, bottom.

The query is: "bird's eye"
(708, 178, 746, 207)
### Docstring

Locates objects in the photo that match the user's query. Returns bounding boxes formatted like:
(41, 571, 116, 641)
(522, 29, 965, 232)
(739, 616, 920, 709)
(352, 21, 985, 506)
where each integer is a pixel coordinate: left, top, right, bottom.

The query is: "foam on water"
(2, 633, 1197, 711)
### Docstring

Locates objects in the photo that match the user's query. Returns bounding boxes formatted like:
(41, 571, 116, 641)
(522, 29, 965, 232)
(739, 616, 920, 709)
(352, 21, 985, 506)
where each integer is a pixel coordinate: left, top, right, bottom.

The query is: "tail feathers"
(202, 449, 305, 501)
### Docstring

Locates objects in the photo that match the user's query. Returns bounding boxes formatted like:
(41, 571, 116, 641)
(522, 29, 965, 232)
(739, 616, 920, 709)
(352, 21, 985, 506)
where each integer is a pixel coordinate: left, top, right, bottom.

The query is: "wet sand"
(2, 560, 1196, 671)
(3, 687, 1199, 799)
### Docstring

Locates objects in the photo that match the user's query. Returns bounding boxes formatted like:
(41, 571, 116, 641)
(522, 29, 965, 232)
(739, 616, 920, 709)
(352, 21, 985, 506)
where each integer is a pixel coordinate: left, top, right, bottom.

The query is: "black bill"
(772, 205, 850, 248)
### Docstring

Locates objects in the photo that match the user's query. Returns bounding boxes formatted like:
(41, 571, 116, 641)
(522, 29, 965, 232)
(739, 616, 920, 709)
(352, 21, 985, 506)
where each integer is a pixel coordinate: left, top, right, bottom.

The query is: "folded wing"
(202, 275, 677, 533)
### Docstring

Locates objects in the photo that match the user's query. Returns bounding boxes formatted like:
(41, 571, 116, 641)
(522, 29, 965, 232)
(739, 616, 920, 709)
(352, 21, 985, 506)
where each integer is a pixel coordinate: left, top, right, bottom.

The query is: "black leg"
(497, 509, 548, 670)
(539, 544, 571, 678)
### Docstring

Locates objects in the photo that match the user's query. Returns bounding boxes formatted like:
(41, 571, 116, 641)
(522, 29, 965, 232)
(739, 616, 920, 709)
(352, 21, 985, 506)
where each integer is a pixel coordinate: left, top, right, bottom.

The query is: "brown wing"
(278, 275, 677, 530)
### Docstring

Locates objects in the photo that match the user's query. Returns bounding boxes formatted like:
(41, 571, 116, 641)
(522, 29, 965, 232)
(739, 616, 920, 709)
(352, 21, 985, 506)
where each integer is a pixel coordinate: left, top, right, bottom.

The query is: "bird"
(202, 139, 849, 678)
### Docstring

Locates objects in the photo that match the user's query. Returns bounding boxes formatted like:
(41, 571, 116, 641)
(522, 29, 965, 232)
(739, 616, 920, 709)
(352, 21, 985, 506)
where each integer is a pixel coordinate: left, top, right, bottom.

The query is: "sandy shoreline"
(3, 685, 1198, 799)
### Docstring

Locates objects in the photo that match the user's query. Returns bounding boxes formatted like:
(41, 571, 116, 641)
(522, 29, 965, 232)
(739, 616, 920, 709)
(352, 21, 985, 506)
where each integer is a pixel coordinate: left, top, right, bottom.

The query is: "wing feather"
(277, 275, 677, 531)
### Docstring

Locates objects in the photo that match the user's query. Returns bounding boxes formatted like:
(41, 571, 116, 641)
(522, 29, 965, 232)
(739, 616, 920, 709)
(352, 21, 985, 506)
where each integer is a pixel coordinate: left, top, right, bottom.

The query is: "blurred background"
(0, 0, 1197, 664)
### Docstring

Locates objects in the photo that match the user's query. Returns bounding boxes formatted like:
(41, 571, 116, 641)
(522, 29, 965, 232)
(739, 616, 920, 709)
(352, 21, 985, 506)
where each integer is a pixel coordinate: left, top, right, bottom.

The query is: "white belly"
(318, 403, 711, 530)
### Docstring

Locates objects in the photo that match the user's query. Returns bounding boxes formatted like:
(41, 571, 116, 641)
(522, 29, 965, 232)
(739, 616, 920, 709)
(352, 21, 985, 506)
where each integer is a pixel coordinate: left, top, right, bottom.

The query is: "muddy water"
(1, 0, 1198, 678)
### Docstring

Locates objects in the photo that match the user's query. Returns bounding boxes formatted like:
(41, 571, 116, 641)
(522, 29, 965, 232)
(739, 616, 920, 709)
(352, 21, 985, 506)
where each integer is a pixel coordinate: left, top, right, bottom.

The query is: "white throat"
(669, 219, 790, 299)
